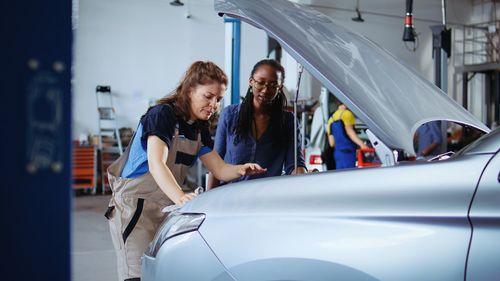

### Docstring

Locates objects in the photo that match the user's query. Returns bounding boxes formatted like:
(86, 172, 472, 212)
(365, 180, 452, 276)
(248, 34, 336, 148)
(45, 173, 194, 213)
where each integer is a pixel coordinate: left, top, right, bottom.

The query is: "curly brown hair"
(157, 61, 228, 120)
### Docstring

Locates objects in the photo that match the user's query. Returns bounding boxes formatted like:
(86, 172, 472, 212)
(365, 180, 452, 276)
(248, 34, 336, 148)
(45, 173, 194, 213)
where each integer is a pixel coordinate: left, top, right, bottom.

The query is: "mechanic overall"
(104, 61, 265, 281)
(105, 123, 197, 281)
(327, 102, 367, 169)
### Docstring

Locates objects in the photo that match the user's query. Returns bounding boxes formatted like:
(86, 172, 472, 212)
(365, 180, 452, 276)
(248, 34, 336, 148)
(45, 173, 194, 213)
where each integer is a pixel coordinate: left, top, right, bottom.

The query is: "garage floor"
(72, 194, 118, 281)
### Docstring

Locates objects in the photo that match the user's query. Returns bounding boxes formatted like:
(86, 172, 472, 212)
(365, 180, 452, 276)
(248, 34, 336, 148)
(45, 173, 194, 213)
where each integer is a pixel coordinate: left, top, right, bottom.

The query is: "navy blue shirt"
(215, 104, 306, 183)
(121, 104, 213, 178)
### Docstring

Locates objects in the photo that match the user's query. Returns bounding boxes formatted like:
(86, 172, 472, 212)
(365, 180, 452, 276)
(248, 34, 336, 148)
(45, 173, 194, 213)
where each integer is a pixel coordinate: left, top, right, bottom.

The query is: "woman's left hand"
(238, 163, 267, 176)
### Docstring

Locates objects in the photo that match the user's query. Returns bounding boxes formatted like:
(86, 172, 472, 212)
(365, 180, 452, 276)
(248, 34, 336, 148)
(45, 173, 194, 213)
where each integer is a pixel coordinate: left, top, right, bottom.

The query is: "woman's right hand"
(238, 163, 267, 176)
(162, 192, 198, 213)
(178, 192, 197, 205)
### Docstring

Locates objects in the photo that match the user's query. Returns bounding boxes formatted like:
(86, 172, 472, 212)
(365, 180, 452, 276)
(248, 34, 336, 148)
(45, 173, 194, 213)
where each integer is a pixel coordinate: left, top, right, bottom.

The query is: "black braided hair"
(234, 59, 289, 144)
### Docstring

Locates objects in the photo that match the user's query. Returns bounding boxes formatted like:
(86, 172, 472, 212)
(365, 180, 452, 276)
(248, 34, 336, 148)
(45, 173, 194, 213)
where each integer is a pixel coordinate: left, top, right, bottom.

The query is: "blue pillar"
(224, 17, 241, 105)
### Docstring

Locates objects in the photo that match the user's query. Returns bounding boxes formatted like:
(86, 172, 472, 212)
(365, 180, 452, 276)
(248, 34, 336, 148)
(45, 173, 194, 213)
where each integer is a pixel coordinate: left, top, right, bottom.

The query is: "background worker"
(414, 121, 443, 158)
(207, 59, 307, 189)
(105, 61, 266, 281)
(327, 100, 367, 169)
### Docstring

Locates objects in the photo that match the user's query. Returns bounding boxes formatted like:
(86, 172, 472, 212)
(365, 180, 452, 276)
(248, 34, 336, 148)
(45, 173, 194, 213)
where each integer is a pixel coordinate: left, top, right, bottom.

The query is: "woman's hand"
(201, 151, 267, 182)
(238, 163, 267, 176)
(179, 192, 197, 205)
(162, 192, 197, 213)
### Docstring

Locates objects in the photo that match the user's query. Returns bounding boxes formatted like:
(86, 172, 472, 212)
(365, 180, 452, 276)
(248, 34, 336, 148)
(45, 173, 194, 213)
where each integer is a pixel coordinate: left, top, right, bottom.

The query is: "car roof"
(215, 0, 490, 155)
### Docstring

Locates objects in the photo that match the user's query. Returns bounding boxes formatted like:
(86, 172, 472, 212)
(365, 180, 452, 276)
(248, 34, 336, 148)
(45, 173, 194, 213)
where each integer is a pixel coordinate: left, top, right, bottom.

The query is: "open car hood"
(215, 0, 490, 154)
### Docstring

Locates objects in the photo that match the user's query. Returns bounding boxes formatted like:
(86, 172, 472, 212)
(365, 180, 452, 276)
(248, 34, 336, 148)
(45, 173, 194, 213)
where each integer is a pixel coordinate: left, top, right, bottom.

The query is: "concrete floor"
(72, 194, 118, 281)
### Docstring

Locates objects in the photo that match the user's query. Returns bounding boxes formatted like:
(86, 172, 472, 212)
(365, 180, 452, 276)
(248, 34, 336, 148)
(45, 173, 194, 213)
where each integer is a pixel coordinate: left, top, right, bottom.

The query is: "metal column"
(430, 24, 451, 153)
(495, 72, 500, 125)
(462, 72, 469, 109)
(224, 17, 241, 106)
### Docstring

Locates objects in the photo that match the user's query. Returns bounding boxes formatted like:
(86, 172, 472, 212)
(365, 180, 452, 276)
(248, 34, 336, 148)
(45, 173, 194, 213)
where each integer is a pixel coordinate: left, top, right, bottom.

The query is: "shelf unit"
(72, 145, 97, 194)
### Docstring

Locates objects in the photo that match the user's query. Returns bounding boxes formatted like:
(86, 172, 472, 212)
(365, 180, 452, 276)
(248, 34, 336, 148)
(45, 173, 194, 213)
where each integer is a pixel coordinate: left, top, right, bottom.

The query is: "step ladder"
(96, 85, 122, 194)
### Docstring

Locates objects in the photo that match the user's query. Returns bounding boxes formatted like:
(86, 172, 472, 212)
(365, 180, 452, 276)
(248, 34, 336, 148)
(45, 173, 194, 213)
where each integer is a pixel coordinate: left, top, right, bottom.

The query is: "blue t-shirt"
(121, 104, 213, 178)
(214, 104, 306, 183)
(416, 121, 443, 156)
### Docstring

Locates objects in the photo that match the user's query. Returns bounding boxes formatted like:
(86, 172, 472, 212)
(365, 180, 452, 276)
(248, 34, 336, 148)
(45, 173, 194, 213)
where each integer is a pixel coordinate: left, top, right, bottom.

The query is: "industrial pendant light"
(351, 0, 364, 22)
(402, 0, 415, 41)
(170, 0, 184, 6)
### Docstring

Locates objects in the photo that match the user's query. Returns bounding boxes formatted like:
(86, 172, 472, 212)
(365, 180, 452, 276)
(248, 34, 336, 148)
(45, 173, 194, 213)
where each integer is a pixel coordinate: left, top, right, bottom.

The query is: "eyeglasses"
(251, 78, 280, 91)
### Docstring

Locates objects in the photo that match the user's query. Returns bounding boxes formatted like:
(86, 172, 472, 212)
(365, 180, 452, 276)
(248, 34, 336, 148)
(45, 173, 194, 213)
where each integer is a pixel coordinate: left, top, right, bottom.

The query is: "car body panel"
(180, 154, 492, 280)
(467, 150, 500, 281)
(143, 133, 499, 281)
(215, 0, 490, 155)
(142, 231, 235, 281)
(186, 155, 488, 215)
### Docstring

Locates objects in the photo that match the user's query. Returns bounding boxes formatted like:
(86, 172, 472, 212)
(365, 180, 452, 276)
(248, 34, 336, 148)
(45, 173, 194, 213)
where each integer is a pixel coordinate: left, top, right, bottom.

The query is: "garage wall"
(72, 0, 266, 139)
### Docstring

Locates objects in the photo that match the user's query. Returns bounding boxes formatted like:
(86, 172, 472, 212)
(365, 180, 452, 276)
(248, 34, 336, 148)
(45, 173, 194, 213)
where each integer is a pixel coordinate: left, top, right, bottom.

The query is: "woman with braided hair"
(208, 59, 306, 188)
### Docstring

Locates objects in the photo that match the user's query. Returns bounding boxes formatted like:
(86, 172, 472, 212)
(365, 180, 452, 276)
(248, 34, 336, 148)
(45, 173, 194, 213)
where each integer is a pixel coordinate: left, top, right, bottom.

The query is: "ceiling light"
(170, 0, 184, 6)
(352, 8, 364, 22)
(351, 0, 364, 23)
(402, 0, 415, 42)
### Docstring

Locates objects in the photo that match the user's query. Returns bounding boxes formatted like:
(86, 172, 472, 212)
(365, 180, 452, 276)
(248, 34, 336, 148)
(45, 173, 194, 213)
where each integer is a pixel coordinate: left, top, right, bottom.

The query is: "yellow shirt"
(327, 109, 356, 135)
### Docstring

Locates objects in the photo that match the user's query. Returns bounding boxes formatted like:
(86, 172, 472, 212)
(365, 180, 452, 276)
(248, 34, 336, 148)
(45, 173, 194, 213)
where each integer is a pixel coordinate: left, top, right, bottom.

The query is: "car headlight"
(145, 212, 205, 257)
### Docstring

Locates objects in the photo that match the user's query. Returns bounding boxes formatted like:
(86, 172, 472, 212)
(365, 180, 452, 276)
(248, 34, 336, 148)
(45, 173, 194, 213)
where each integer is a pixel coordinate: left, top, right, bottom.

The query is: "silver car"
(142, 0, 499, 280)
